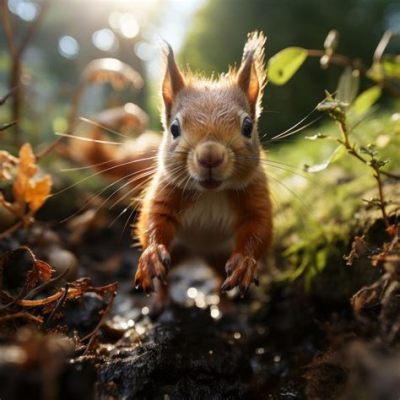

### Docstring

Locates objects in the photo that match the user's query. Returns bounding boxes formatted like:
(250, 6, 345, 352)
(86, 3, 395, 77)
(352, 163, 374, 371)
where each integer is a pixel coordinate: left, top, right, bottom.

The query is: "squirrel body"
(134, 32, 273, 296)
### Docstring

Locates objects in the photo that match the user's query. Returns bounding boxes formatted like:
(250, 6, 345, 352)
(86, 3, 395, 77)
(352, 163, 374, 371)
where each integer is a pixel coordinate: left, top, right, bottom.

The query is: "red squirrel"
(133, 32, 273, 298)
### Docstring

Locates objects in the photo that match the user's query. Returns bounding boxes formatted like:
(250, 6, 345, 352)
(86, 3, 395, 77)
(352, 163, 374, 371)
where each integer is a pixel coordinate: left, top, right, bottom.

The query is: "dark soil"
(1, 208, 399, 400)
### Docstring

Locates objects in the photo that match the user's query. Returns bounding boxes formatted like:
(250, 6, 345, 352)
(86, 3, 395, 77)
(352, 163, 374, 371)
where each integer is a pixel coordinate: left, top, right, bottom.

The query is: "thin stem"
(307, 49, 366, 72)
(0, 221, 22, 240)
(0, 0, 16, 59)
(0, 0, 50, 142)
(374, 168, 390, 229)
(306, 49, 400, 98)
(337, 117, 391, 227)
(338, 119, 400, 180)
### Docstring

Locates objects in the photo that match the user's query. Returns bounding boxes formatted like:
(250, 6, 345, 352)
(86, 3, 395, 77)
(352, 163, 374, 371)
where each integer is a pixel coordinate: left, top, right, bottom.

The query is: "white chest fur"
(173, 191, 235, 256)
(182, 191, 234, 233)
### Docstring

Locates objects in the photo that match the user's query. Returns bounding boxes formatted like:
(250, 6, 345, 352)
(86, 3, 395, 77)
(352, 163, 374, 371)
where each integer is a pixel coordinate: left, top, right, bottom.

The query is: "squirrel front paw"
(221, 253, 259, 296)
(134, 244, 171, 294)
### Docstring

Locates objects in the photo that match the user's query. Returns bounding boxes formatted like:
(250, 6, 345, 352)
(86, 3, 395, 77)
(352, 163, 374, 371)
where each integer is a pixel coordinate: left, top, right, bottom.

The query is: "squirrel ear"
(162, 42, 185, 119)
(236, 32, 267, 118)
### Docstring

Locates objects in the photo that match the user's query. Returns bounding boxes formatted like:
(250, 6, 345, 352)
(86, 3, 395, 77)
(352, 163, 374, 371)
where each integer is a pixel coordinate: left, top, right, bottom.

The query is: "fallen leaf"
(25, 175, 52, 213)
(0, 143, 52, 226)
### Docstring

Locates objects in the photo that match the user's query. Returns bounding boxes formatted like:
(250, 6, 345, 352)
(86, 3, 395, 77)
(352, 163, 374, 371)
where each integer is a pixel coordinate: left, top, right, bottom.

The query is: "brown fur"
(134, 32, 272, 298)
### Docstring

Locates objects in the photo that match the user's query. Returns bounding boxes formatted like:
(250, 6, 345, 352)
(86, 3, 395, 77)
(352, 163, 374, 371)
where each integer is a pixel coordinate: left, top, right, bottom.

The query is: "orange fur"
(134, 32, 272, 297)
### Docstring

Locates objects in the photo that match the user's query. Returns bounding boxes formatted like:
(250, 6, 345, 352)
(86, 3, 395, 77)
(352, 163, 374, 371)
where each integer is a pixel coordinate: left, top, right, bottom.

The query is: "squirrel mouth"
(199, 178, 222, 189)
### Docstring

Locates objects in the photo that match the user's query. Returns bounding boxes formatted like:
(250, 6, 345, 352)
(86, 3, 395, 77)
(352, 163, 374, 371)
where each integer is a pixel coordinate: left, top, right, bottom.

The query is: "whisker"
(108, 206, 129, 229)
(266, 173, 305, 206)
(108, 174, 154, 232)
(107, 171, 155, 210)
(261, 108, 317, 140)
(59, 167, 155, 223)
(235, 157, 313, 182)
(79, 117, 129, 139)
(120, 203, 139, 239)
(53, 157, 157, 196)
(264, 116, 323, 143)
(61, 155, 157, 172)
(105, 180, 155, 234)
(55, 131, 124, 145)
(182, 175, 193, 195)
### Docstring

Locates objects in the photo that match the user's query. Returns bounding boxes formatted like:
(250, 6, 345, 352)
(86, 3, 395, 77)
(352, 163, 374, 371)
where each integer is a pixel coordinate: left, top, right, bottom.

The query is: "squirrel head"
(159, 32, 267, 192)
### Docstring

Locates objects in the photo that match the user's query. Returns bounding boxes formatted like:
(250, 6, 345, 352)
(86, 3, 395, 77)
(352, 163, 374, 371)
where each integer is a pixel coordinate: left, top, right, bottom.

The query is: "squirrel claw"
(221, 253, 258, 295)
(133, 244, 171, 293)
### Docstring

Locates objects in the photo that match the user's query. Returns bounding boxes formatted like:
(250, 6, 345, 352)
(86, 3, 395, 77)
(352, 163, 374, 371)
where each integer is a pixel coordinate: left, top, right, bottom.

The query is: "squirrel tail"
(67, 105, 161, 188)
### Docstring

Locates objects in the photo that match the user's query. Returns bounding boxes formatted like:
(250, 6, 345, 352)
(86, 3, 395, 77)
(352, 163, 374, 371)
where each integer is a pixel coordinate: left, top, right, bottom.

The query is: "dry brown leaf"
(13, 143, 38, 215)
(344, 236, 369, 266)
(0, 150, 18, 181)
(35, 259, 53, 282)
(25, 175, 52, 212)
(0, 143, 52, 226)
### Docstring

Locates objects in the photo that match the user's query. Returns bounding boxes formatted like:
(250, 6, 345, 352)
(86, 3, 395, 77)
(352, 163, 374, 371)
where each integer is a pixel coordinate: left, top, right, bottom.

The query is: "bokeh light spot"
(119, 13, 140, 38)
(8, 0, 38, 21)
(108, 12, 140, 39)
(135, 41, 157, 61)
(92, 29, 116, 52)
(58, 36, 79, 59)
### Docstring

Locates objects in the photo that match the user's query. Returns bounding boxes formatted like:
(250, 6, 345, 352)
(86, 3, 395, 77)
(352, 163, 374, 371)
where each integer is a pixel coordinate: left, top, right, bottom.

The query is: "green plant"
(268, 30, 400, 285)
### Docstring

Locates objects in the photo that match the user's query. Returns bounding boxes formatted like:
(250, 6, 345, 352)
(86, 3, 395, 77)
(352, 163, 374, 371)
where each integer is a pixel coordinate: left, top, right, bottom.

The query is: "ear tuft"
(162, 42, 185, 120)
(236, 31, 267, 118)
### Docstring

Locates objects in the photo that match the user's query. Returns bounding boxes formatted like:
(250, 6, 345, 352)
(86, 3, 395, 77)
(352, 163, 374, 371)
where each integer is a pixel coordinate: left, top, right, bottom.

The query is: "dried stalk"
(0, 0, 51, 143)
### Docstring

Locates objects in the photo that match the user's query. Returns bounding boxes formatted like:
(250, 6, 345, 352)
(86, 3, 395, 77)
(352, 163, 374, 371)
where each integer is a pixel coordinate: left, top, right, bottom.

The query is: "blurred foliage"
(182, 0, 400, 135)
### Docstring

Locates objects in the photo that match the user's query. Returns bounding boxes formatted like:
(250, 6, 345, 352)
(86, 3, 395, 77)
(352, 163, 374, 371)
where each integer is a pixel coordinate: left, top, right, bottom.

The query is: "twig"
(0, 312, 43, 325)
(381, 170, 400, 180)
(43, 284, 69, 328)
(35, 137, 64, 161)
(0, 221, 22, 240)
(0, 120, 17, 132)
(82, 283, 117, 354)
(0, 0, 51, 142)
(24, 268, 71, 300)
(337, 120, 400, 180)
(15, 0, 50, 59)
(307, 49, 400, 98)
(374, 168, 390, 229)
(307, 49, 366, 73)
(373, 31, 393, 64)
(0, 87, 17, 106)
(336, 116, 392, 227)
(0, 0, 17, 59)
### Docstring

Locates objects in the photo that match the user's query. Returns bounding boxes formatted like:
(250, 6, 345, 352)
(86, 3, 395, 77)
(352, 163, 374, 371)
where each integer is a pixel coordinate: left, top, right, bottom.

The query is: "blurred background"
(1, 0, 399, 142)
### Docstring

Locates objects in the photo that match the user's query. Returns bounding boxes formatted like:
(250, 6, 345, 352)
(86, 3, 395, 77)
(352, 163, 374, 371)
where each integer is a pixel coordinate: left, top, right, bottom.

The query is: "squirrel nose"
(197, 154, 224, 168)
(195, 141, 226, 169)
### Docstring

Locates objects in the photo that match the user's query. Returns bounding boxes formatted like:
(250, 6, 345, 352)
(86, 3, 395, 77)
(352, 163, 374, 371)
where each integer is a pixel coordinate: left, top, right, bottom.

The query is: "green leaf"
(367, 56, 400, 81)
(382, 56, 400, 79)
(268, 47, 308, 85)
(367, 63, 384, 82)
(350, 86, 382, 116)
(304, 145, 346, 173)
(305, 133, 329, 140)
(336, 67, 359, 106)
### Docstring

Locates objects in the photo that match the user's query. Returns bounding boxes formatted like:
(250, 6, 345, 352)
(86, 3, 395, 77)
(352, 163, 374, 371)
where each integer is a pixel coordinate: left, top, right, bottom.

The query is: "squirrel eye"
(170, 119, 181, 139)
(241, 117, 253, 138)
